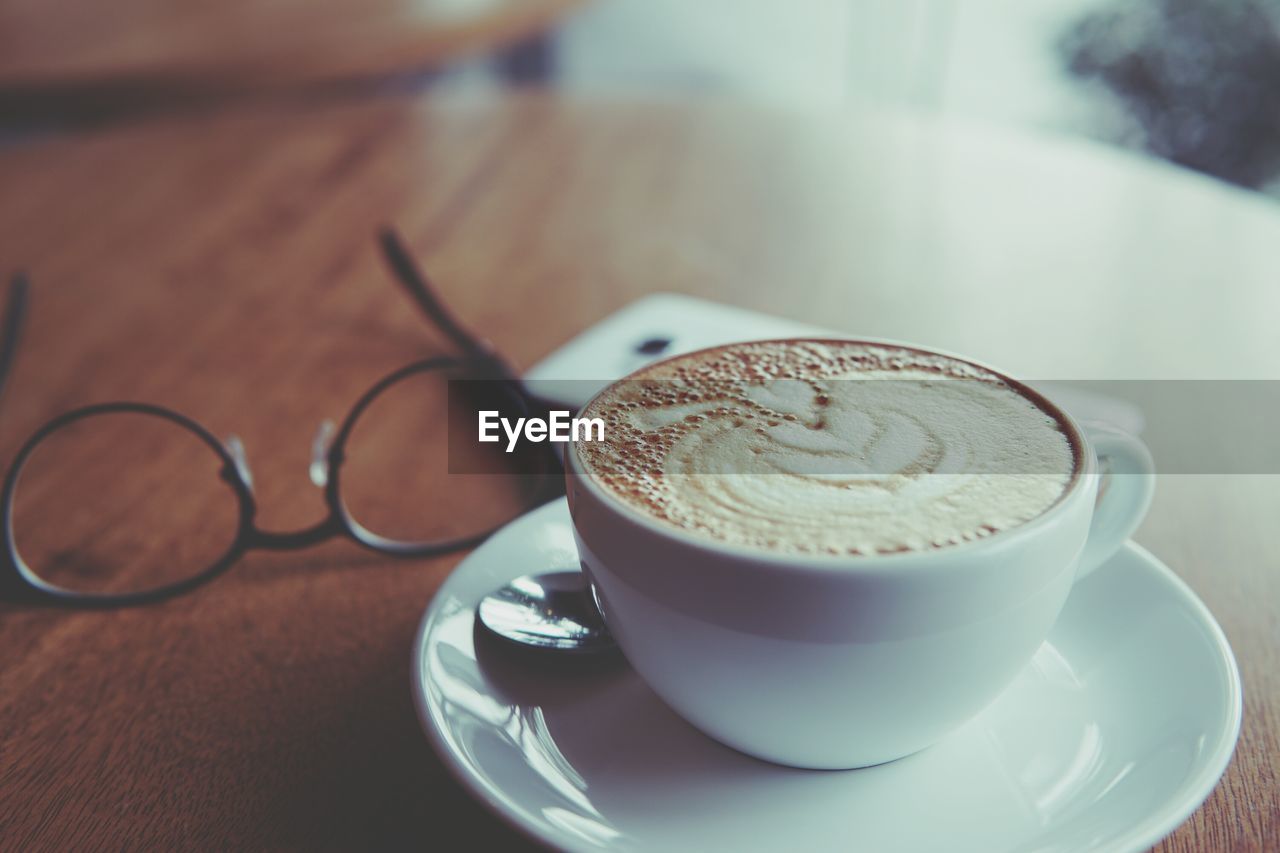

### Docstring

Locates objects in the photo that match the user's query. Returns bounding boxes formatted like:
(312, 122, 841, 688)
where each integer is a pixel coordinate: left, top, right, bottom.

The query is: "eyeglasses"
(0, 229, 561, 608)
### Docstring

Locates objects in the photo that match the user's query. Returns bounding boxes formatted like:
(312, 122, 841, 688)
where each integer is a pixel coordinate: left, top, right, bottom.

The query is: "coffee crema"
(575, 340, 1079, 556)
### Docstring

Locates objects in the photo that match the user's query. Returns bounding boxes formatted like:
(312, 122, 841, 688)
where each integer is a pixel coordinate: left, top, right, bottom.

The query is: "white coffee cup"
(565, 339, 1155, 770)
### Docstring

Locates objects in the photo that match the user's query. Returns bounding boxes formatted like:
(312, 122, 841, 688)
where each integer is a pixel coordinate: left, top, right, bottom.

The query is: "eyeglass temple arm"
(377, 227, 513, 371)
(0, 273, 30, 410)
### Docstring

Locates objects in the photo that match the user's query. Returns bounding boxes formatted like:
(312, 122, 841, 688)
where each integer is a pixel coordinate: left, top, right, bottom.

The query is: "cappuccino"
(575, 340, 1079, 555)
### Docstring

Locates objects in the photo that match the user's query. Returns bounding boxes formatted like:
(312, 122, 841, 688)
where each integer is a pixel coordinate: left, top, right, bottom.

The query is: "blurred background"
(4, 0, 1280, 197)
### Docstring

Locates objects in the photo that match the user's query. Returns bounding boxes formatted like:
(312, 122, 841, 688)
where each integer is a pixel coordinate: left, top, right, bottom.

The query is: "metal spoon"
(477, 571, 616, 654)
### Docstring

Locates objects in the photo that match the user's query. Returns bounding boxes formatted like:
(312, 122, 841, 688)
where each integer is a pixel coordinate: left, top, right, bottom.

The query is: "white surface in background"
(551, 0, 1119, 137)
(524, 293, 1145, 434)
(556, 0, 854, 109)
(523, 294, 821, 406)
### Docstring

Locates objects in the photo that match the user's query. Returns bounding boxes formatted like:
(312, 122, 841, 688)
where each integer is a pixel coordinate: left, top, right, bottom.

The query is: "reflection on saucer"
(414, 500, 1240, 853)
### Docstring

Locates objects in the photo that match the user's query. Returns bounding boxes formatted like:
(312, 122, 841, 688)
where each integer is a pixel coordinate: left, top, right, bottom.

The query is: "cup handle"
(1075, 422, 1156, 580)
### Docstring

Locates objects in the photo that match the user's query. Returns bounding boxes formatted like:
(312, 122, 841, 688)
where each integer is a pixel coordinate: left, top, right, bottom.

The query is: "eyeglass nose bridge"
(309, 419, 336, 488)
(219, 428, 345, 552)
(222, 420, 338, 495)
(222, 435, 254, 492)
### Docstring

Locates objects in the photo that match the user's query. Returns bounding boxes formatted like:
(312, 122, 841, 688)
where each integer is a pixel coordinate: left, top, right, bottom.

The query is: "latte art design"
(577, 340, 1078, 555)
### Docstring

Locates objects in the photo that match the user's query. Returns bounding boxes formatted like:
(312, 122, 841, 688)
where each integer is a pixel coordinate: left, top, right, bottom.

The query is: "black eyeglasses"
(0, 229, 560, 608)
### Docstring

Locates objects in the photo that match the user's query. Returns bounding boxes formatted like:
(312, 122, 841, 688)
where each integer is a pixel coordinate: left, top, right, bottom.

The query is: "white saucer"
(412, 500, 1241, 852)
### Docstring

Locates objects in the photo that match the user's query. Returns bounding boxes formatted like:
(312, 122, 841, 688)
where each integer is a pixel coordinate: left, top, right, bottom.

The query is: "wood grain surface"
(0, 0, 583, 85)
(0, 0, 582, 125)
(0, 93, 1276, 851)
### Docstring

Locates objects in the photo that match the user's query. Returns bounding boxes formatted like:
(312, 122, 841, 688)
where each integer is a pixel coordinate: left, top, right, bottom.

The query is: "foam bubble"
(577, 340, 1078, 556)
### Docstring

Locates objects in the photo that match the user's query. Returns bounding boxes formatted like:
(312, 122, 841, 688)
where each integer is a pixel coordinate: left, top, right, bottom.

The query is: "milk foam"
(577, 340, 1078, 555)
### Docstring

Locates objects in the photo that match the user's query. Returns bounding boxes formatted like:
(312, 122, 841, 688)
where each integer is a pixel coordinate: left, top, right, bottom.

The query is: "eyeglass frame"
(0, 228, 560, 609)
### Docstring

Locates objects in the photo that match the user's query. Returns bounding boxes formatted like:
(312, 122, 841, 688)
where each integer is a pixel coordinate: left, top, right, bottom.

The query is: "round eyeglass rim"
(0, 355, 553, 608)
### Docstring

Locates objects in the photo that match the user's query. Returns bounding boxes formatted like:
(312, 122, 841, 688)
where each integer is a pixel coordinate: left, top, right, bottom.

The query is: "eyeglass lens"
(338, 366, 546, 545)
(10, 411, 242, 597)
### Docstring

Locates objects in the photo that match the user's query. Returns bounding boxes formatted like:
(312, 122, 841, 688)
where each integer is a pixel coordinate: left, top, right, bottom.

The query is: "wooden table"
(0, 94, 1276, 851)
(0, 0, 583, 124)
